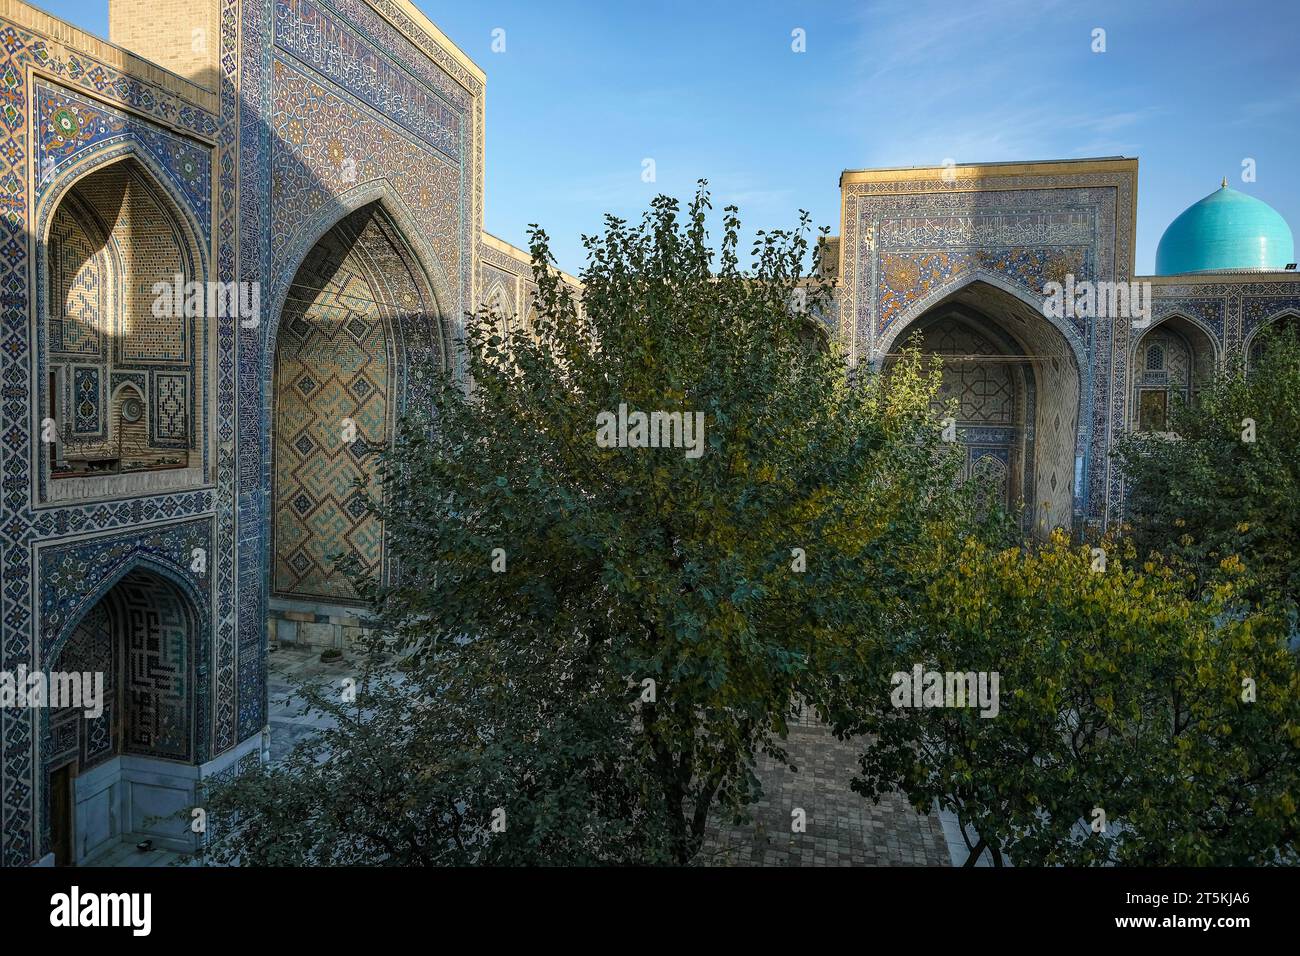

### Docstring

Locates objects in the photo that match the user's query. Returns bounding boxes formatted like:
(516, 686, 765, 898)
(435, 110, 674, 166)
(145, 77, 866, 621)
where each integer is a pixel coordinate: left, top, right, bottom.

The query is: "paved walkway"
(83, 839, 185, 867)
(267, 644, 952, 866)
(267, 642, 351, 762)
(699, 704, 951, 867)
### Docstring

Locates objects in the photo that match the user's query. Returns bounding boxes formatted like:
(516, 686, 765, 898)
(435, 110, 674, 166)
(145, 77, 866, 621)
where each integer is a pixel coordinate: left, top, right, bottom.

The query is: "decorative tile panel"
(69, 365, 102, 436)
(149, 371, 188, 446)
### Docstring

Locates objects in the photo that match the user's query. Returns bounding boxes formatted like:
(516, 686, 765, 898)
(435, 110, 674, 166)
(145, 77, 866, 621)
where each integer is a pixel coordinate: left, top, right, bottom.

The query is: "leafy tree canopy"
(1116, 320, 1300, 618)
(198, 184, 976, 864)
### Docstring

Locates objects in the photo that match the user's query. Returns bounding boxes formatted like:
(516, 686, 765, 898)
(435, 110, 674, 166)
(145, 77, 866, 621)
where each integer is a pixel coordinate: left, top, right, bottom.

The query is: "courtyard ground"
(698, 703, 951, 866)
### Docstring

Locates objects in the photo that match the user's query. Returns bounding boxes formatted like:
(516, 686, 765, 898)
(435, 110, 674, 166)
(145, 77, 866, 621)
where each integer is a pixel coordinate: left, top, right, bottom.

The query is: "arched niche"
(38, 155, 206, 503)
(1245, 311, 1299, 373)
(42, 566, 198, 865)
(881, 279, 1083, 536)
(271, 201, 439, 605)
(1132, 315, 1218, 433)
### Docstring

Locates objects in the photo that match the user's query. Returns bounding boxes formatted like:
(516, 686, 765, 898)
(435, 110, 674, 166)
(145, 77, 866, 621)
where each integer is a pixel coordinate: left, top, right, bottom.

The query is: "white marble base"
(65, 729, 267, 865)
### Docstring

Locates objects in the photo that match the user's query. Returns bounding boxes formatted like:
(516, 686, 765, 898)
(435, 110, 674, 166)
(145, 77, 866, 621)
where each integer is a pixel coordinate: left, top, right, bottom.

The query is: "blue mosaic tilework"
(34, 519, 212, 858)
(1241, 288, 1300, 345)
(877, 245, 1097, 341)
(234, 0, 479, 747)
(275, 0, 461, 160)
(70, 365, 102, 436)
(841, 176, 1129, 525)
(0, 26, 218, 140)
(0, 0, 490, 865)
(1148, 290, 1227, 341)
(35, 83, 212, 241)
(151, 371, 189, 446)
(32, 143, 207, 502)
(110, 370, 146, 393)
(0, 14, 221, 865)
(47, 193, 107, 358)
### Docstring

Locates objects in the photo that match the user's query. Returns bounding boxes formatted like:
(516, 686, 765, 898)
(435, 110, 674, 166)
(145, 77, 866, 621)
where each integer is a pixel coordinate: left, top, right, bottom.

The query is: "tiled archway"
(883, 280, 1083, 535)
(42, 567, 196, 864)
(271, 202, 436, 605)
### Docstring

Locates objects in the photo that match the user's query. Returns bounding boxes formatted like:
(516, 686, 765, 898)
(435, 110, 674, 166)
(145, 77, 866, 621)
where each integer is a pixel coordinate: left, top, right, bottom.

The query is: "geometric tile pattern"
(477, 238, 583, 337)
(31, 518, 212, 860)
(0, 0, 489, 865)
(151, 372, 189, 446)
(0, 17, 221, 864)
(26, 89, 212, 511)
(114, 573, 192, 761)
(43, 567, 194, 790)
(837, 171, 1300, 533)
(930, 321, 1022, 510)
(38, 569, 195, 856)
(43, 162, 199, 468)
(477, 247, 527, 320)
(840, 170, 1128, 526)
(52, 162, 192, 370)
(36, 152, 205, 490)
(234, 0, 477, 753)
(1242, 293, 1300, 341)
(1134, 324, 1195, 434)
(47, 197, 107, 357)
(0, 0, 1295, 875)
(1138, 327, 1192, 387)
(0, 25, 218, 138)
(272, 209, 399, 602)
(879, 245, 1092, 340)
(47, 602, 117, 771)
(274, 0, 461, 160)
(34, 82, 212, 240)
(219, 0, 243, 755)
(92, 171, 190, 367)
(267, 58, 462, 315)
(925, 322, 1018, 424)
(969, 451, 1011, 512)
(896, 313, 1034, 519)
(4, 0, 1299, 873)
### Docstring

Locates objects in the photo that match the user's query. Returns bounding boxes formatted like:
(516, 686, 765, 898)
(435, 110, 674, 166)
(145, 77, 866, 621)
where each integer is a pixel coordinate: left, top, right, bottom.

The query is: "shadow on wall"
(11, 0, 467, 867)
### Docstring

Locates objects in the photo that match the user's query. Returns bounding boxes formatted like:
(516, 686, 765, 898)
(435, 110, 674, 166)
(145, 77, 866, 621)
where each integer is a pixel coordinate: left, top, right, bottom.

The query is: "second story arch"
(35, 151, 210, 505)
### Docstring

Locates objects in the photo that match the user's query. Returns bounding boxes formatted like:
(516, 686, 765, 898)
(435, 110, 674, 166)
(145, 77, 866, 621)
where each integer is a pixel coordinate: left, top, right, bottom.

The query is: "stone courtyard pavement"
(267, 644, 953, 867)
(698, 704, 951, 867)
(267, 643, 350, 763)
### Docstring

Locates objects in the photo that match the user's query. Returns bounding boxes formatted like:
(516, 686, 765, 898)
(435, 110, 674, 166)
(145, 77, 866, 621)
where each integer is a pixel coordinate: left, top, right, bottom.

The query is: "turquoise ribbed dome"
(1155, 182, 1295, 275)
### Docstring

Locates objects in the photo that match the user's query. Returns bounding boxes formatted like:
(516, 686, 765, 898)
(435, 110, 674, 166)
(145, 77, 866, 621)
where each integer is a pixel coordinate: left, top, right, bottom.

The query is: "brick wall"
(108, 0, 219, 90)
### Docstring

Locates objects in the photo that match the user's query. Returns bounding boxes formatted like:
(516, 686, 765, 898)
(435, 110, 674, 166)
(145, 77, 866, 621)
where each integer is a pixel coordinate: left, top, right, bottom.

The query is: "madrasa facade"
(0, 0, 1297, 867)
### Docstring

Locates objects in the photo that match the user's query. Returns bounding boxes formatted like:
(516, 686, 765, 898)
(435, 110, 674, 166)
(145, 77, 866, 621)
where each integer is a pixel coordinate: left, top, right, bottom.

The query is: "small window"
(1145, 343, 1165, 371)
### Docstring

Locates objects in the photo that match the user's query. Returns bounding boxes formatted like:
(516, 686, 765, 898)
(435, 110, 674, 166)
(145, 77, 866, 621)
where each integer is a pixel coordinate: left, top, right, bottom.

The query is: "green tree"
(833, 529, 1300, 866)
(1115, 321, 1300, 616)
(190, 657, 667, 865)
(193, 185, 996, 866)
(354, 184, 972, 864)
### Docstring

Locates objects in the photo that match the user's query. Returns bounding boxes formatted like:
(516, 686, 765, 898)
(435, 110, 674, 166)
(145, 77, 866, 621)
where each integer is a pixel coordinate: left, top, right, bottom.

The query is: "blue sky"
(37, 0, 1300, 276)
